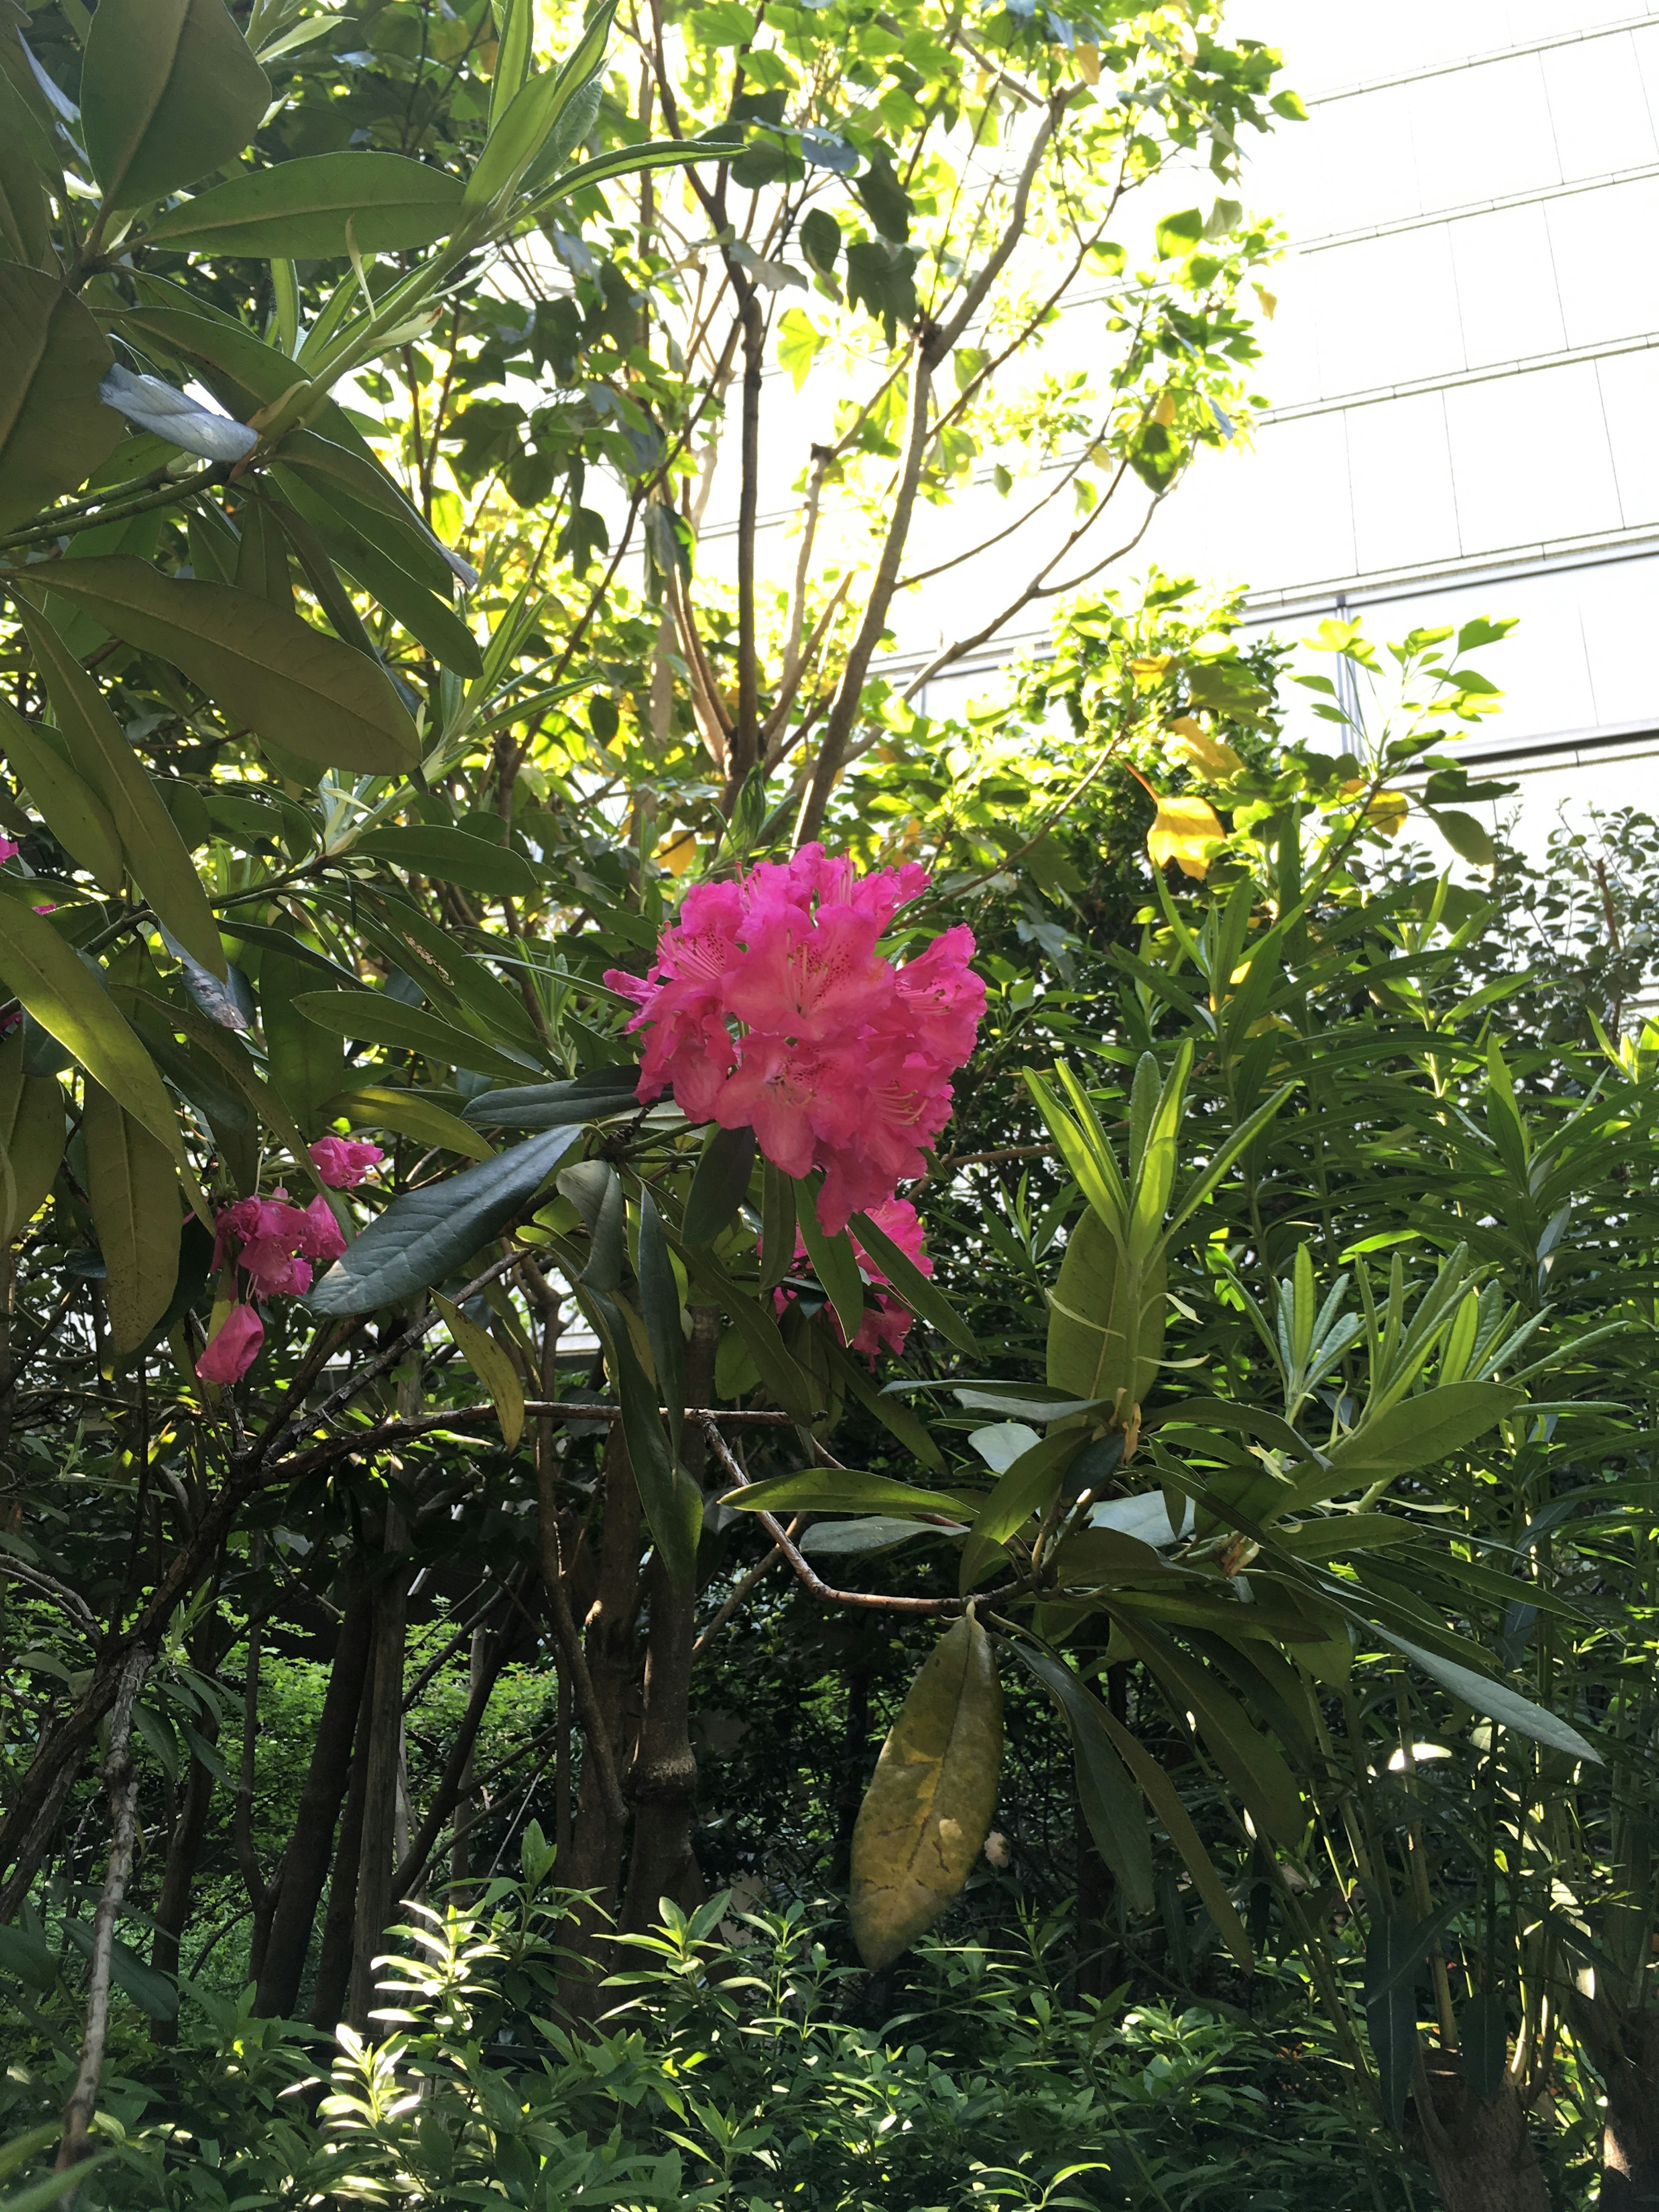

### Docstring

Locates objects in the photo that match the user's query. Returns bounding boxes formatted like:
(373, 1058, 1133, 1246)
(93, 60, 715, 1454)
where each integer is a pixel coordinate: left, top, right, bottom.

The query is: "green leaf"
(0, 2128, 59, 2186)
(1428, 808, 1497, 869)
(33, 557, 420, 774)
(823, 1337, 946, 1471)
(1119, 1618, 1306, 1847)
(801, 1517, 963, 1557)
(356, 826, 536, 899)
(0, 1033, 65, 1239)
(0, 900, 183, 1165)
(292, 990, 542, 1087)
(725, 1468, 986, 1520)
(585, 1285, 701, 1588)
(682, 1122, 756, 1244)
(82, 1080, 180, 1355)
(16, 599, 227, 976)
(1364, 1916, 1424, 2135)
(759, 1156, 797, 1292)
(1373, 1626, 1601, 1764)
(637, 1194, 686, 1440)
(851, 1207, 979, 1357)
(0, 2155, 113, 2212)
(260, 949, 345, 1139)
(1011, 1642, 1155, 1914)
(321, 1085, 494, 1163)
(271, 471, 481, 671)
(0, 264, 122, 531)
(677, 1239, 820, 1426)
(308, 1125, 583, 1315)
(270, 431, 469, 595)
(1093, 1701, 1254, 1970)
(1047, 1210, 1165, 1417)
(461, 1071, 643, 1128)
(798, 1191, 865, 1347)
(433, 1290, 524, 1450)
(1306, 1382, 1522, 1499)
(0, 105, 51, 270)
(61, 1919, 177, 2021)
(80, 0, 269, 211)
(849, 1616, 1003, 1968)
(0, 694, 123, 890)
(140, 152, 464, 258)
(139, 984, 324, 1185)
(354, 892, 541, 1050)
(466, 0, 616, 210)
(959, 1429, 1083, 1594)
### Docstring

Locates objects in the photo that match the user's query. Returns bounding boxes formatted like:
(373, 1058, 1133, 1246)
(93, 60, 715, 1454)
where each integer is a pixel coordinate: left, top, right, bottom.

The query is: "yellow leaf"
(1253, 283, 1278, 321)
(1127, 654, 1172, 690)
(657, 830, 698, 877)
(1166, 716, 1243, 779)
(1365, 791, 1409, 838)
(850, 1617, 1003, 1968)
(433, 1290, 524, 1451)
(1152, 391, 1176, 427)
(1147, 794, 1226, 880)
(1075, 40, 1100, 82)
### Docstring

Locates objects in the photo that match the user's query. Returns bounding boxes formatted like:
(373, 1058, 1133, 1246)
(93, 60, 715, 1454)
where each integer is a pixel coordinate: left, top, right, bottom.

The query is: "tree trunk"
(348, 1549, 410, 2031)
(311, 1636, 376, 2032)
(148, 1751, 215, 2041)
(1408, 2056, 1550, 2212)
(449, 1625, 489, 1890)
(1571, 1996, 1659, 2210)
(256, 1592, 373, 2018)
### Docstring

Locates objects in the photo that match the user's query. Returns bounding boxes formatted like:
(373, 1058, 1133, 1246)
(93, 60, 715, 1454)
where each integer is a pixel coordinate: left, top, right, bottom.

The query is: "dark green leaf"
(1011, 1641, 1155, 1914)
(958, 1428, 1083, 1594)
(585, 1284, 701, 1587)
(798, 1192, 865, 1347)
(1373, 1625, 1601, 1763)
(291, 990, 543, 1086)
(308, 1125, 584, 1314)
(637, 1193, 686, 1438)
(61, 1920, 177, 2021)
(725, 1468, 987, 1520)
(461, 1070, 643, 1128)
(852, 1205, 979, 1356)
(1364, 1916, 1426, 2134)
(682, 1122, 756, 1244)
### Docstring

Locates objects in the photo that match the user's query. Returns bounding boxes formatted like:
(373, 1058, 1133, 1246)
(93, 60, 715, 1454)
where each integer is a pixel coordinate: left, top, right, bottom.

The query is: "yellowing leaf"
(433, 1290, 525, 1451)
(1365, 790, 1409, 839)
(1075, 40, 1100, 83)
(1152, 390, 1176, 427)
(1166, 716, 1243, 779)
(850, 1616, 1003, 1968)
(1253, 283, 1278, 321)
(1127, 654, 1172, 690)
(1147, 793, 1226, 880)
(657, 830, 698, 877)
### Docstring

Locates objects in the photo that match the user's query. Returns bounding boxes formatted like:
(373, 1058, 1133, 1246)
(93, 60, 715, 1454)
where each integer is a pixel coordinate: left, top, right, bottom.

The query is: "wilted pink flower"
(607, 846, 983, 1230)
(774, 1197, 934, 1362)
(213, 1187, 343, 1299)
(196, 1301, 264, 1382)
(0, 839, 18, 865)
(297, 1195, 346, 1264)
(309, 1135, 384, 1189)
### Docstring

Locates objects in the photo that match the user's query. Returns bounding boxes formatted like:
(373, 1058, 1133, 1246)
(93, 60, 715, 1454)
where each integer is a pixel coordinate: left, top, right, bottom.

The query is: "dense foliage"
(1, 3, 1657, 2211)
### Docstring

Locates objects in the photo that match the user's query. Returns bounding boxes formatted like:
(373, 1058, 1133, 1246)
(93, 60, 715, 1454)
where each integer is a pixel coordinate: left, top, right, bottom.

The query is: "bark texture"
(1408, 2058, 1550, 2212)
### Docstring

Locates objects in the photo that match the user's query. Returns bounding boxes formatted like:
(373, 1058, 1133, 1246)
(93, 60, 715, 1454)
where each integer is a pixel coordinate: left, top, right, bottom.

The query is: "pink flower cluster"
(606, 845, 984, 1234)
(196, 1138, 383, 1383)
(777, 1197, 934, 1362)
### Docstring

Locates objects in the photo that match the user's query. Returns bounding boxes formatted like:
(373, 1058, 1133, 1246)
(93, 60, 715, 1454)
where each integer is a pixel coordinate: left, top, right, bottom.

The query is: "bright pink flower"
(309, 1135, 384, 1189)
(238, 1238, 311, 1297)
(196, 1301, 264, 1382)
(297, 1196, 346, 1264)
(0, 838, 18, 865)
(611, 845, 984, 1229)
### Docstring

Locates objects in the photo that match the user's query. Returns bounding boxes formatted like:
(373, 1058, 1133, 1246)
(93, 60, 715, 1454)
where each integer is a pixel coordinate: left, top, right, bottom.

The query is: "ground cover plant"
(0, 3, 1656, 2211)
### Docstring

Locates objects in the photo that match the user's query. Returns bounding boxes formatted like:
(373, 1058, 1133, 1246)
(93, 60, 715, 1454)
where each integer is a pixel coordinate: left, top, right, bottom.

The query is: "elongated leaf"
(959, 1429, 1084, 1593)
(82, 1080, 180, 1354)
(851, 1206, 979, 1357)
(637, 1194, 686, 1439)
(824, 1337, 945, 1471)
(0, 264, 121, 530)
(1011, 1642, 1155, 1913)
(272, 476, 480, 672)
(139, 985, 324, 1189)
(260, 949, 345, 1138)
(798, 1195, 865, 1346)
(1304, 1382, 1523, 1500)
(536, 136, 736, 209)
(33, 558, 419, 775)
(292, 991, 541, 1087)
(1150, 1395, 1321, 1465)
(0, 696, 123, 890)
(760, 1157, 796, 1292)
(141, 152, 464, 258)
(683, 1122, 756, 1244)
(321, 1085, 493, 1163)
(355, 893, 541, 1050)
(80, 0, 268, 210)
(432, 1290, 523, 1450)
(0, 2127, 59, 2186)
(1117, 1615, 1306, 1847)
(801, 1517, 963, 1557)
(1373, 1625, 1601, 1762)
(1047, 1211, 1165, 1417)
(0, 79, 52, 270)
(270, 429, 473, 591)
(725, 1468, 987, 1520)
(1094, 1702, 1254, 1970)
(677, 1239, 820, 1425)
(466, 0, 616, 209)
(17, 600, 226, 976)
(60, 1919, 177, 2022)
(850, 1616, 1003, 1969)
(462, 1071, 643, 1128)
(585, 1284, 700, 1586)
(0, 2154, 113, 2212)
(0, 900, 182, 1163)
(0, 1034, 65, 1239)
(1364, 1916, 1425, 2135)
(357, 826, 535, 898)
(308, 1125, 582, 1314)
